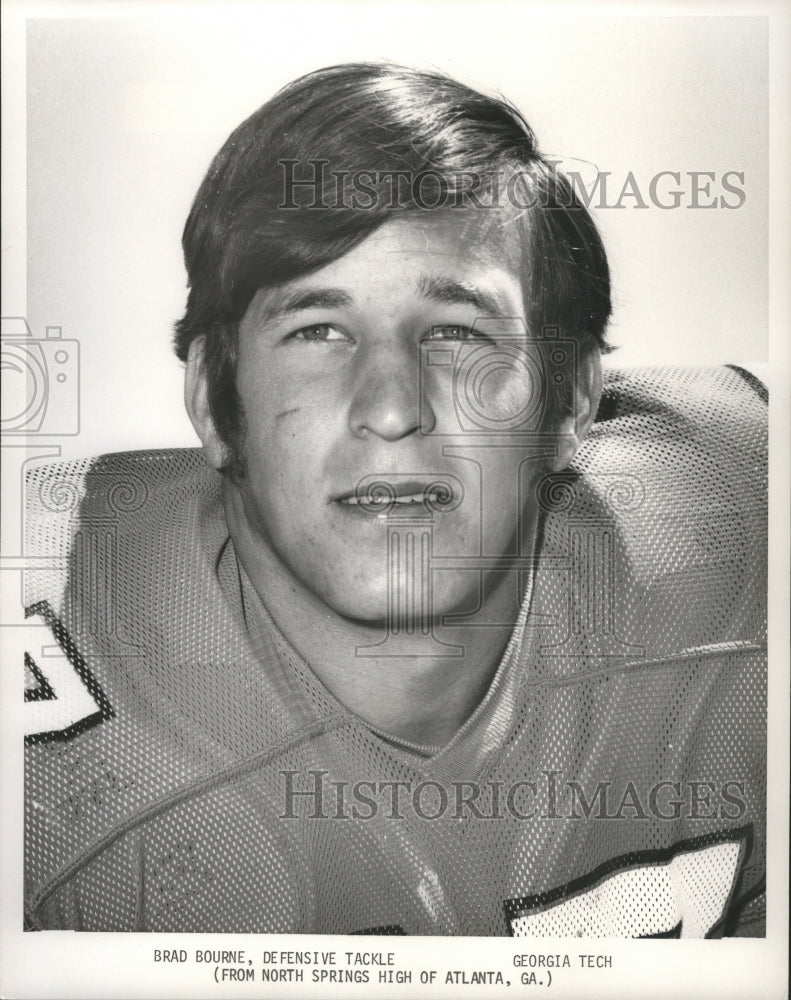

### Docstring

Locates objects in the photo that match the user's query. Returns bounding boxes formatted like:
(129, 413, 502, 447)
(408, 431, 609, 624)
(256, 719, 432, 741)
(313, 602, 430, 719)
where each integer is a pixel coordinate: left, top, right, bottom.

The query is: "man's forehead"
(255, 209, 526, 314)
(366, 209, 525, 264)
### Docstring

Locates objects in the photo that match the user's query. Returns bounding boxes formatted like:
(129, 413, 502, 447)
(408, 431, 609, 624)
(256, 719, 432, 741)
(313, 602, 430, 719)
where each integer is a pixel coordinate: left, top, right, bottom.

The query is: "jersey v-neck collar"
(215, 524, 537, 783)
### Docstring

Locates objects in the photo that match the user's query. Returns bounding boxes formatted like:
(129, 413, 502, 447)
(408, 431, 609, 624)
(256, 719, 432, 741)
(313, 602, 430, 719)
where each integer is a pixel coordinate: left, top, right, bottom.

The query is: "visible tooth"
(342, 495, 389, 505)
(341, 489, 449, 506)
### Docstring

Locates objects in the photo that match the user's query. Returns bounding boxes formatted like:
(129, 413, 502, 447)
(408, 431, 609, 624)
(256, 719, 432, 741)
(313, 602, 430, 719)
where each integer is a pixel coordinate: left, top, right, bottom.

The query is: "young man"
(24, 64, 766, 935)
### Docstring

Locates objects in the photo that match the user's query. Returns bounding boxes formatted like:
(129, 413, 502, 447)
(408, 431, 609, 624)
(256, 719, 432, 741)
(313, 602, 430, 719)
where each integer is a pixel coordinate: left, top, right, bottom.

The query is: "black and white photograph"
(1, 2, 788, 998)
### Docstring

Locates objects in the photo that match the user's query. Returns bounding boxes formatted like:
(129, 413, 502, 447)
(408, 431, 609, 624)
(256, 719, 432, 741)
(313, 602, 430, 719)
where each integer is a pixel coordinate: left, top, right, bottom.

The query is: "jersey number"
(25, 601, 113, 744)
(505, 827, 750, 938)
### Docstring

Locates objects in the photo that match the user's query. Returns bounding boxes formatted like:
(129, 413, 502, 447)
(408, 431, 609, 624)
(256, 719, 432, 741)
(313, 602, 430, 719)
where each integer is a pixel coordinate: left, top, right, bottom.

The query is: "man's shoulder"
(594, 363, 766, 438)
(22, 447, 312, 923)
(25, 446, 219, 596)
(25, 447, 213, 525)
(533, 364, 767, 666)
(579, 363, 766, 526)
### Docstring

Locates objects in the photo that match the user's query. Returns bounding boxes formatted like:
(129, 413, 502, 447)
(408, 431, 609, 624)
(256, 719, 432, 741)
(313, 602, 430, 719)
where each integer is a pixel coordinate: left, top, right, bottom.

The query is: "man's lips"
(331, 475, 463, 512)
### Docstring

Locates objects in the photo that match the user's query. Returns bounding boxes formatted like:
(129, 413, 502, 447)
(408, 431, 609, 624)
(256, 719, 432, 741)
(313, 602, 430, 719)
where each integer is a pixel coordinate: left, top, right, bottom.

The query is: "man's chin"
(311, 576, 472, 633)
(314, 586, 392, 629)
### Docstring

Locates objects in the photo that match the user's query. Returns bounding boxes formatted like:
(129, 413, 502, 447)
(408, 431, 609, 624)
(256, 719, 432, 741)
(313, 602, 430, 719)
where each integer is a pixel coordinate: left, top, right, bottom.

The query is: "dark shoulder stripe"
(725, 365, 768, 404)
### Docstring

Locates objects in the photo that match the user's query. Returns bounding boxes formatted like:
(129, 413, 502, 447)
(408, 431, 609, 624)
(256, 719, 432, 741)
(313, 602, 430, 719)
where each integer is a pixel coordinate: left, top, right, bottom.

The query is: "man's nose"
(347, 338, 436, 441)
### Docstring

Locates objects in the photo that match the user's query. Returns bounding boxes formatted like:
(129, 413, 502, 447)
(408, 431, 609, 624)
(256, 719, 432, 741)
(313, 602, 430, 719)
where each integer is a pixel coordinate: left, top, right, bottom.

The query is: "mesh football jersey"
(23, 366, 767, 936)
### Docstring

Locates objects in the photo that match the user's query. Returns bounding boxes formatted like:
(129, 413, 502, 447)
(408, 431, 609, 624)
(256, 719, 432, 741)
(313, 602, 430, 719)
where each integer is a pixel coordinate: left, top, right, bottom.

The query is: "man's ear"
(184, 336, 227, 471)
(547, 345, 602, 473)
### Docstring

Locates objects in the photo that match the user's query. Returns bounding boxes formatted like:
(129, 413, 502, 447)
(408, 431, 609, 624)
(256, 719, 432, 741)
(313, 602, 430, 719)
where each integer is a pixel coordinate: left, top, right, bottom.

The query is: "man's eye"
(424, 325, 488, 342)
(292, 324, 349, 343)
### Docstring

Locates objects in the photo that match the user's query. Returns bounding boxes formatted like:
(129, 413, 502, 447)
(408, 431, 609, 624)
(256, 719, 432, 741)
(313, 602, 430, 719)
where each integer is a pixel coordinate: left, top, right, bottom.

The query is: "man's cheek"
(245, 413, 312, 469)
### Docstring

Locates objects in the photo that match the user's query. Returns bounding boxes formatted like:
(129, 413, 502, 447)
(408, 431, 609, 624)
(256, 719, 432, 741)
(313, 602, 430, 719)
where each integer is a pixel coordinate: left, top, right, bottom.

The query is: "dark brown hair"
(174, 63, 611, 474)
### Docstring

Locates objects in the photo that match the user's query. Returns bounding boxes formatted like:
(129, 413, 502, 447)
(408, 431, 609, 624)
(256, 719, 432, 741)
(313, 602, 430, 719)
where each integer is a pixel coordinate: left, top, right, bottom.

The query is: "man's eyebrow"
(263, 287, 354, 319)
(261, 277, 509, 320)
(416, 275, 508, 316)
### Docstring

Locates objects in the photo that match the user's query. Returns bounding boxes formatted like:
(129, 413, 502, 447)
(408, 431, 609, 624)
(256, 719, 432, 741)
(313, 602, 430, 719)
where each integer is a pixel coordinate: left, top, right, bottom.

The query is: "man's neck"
(224, 484, 528, 748)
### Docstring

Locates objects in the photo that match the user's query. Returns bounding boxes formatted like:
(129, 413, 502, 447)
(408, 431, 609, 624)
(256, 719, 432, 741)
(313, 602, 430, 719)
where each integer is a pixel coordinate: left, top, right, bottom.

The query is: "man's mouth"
(341, 490, 444, 508)
(333, 476, 462, 513)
